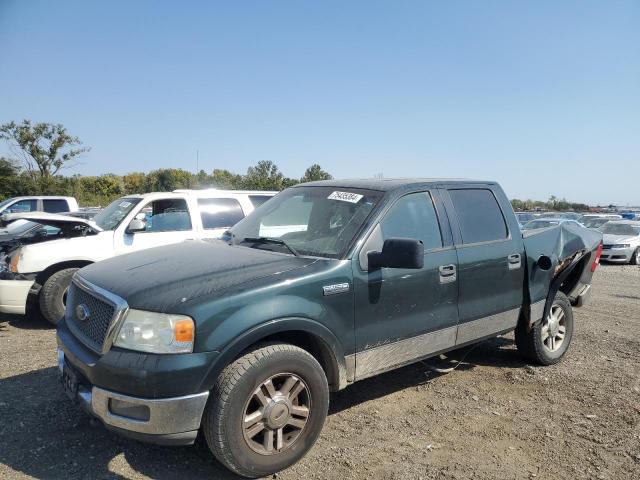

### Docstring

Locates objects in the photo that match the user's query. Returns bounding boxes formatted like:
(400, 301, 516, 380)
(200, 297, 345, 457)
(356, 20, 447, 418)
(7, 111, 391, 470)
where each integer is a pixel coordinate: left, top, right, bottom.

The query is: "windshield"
(93, 197, 142, 230)
(583, 217, 609, 228)
(0, 198, 15, 210)
(599, 223, 640, 236)
(2, 219, 38, 235)
(516, 213, 536, 223)
(523, 220, 560, 230)
(229, 186, 384, 258)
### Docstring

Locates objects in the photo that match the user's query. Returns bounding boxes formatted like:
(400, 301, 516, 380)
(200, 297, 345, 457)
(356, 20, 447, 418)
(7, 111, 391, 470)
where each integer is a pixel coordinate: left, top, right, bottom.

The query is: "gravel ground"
(1, 264, 639, 479)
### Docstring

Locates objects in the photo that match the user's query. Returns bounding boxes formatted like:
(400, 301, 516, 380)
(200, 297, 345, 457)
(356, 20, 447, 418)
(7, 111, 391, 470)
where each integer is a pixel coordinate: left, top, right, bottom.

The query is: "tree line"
(0, 120, 332, 206)
(510, 196, 590, 212)
(0, 159, 333, 207)
(1, 119, 591, 210)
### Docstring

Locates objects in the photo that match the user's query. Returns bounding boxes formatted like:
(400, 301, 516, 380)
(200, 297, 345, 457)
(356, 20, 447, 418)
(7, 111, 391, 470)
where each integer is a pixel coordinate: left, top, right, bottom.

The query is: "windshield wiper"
(240, 236, 300, 256)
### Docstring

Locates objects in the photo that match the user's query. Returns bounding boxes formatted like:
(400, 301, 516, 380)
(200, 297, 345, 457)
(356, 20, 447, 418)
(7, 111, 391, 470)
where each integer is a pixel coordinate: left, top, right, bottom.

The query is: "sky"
(0, 1, 638, 205)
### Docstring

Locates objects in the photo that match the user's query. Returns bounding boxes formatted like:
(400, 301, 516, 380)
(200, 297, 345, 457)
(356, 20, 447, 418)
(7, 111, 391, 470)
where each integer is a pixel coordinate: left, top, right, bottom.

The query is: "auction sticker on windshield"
(327, 191, 363, 203)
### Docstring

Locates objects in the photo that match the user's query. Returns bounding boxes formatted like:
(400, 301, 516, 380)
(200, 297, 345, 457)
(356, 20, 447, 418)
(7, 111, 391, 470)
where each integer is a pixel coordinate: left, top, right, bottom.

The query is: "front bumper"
(600, 247, 633, 263)
(58, 348, 209, 445)
(0, 279, 34, 314)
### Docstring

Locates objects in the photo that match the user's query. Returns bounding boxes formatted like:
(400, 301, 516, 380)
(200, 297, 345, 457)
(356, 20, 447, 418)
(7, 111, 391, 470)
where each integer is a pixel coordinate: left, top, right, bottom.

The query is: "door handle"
(507, 254, 522, 270)
(439, 264, 457, 284)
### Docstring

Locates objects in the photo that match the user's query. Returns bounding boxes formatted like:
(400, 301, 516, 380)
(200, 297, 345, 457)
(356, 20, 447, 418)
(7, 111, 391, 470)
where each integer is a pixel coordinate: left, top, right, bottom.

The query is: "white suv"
(0, 196, 79, 225)
(0, 189, 275, 323)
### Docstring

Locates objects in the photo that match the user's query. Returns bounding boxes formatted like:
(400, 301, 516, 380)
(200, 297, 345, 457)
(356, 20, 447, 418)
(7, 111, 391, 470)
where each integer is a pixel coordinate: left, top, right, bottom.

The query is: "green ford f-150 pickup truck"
(56, 179, 602, 477)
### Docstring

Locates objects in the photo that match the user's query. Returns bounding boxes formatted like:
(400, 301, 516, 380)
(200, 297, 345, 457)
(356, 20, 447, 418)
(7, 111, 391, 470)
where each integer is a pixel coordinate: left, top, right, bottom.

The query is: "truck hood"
(602, 233, 640, 245)
(3, 212, 102, 233)
(77, 240, 318, 311)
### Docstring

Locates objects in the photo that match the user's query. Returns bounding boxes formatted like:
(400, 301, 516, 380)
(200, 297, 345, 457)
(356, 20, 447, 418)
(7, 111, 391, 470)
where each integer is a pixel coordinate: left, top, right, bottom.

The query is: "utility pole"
(196, 149, 199, 173)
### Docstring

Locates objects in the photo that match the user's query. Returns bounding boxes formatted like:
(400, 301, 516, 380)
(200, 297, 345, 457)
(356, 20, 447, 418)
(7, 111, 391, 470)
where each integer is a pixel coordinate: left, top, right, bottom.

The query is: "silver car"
(599, 221, 640, 264)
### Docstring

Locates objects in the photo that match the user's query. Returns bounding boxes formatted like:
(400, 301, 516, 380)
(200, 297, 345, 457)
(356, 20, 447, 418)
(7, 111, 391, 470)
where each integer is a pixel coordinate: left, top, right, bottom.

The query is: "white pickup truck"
(0, 189, 275, 323)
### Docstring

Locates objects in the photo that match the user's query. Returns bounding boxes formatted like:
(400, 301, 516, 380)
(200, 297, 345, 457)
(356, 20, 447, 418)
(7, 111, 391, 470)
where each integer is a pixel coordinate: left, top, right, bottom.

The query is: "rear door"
(42, 199, 70, 213)
(197, 196, 247, 239)
(441, 185, 524, 345)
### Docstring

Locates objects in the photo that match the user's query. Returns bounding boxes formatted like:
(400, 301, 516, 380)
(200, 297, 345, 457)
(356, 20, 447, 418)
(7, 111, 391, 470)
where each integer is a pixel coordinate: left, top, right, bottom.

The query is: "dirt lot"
(1, 264, 639, 480)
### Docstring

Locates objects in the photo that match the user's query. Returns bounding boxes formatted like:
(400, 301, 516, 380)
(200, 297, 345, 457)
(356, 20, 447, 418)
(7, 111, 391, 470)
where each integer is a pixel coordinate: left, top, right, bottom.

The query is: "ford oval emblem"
(76, 304, 90, 322)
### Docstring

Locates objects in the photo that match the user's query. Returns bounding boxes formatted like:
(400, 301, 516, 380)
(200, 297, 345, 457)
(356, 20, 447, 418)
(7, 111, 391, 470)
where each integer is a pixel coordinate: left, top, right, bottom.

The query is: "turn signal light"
(9, 253, 21, 273)
(175, 319, 194, 342)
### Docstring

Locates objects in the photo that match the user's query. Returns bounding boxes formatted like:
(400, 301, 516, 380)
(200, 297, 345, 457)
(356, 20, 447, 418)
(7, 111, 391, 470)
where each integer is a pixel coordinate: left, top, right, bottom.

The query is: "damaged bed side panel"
(522, 223, 602, 309)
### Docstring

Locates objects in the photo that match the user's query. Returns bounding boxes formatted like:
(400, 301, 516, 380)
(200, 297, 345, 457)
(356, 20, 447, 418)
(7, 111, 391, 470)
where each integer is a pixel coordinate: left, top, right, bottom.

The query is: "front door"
(114, 197, 194, 255)
(352, 190, 459, 380)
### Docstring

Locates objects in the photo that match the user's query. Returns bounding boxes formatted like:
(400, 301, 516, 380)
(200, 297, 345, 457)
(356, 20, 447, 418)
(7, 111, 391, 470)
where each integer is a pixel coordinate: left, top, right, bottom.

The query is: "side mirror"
(125, 218, 146, 234)
(368, 238, 424, 271)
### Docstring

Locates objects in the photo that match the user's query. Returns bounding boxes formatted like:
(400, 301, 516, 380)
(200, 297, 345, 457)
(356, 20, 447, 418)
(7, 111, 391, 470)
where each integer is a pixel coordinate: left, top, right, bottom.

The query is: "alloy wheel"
(541, 304, 566, 352)
(242, 373, 311, 455)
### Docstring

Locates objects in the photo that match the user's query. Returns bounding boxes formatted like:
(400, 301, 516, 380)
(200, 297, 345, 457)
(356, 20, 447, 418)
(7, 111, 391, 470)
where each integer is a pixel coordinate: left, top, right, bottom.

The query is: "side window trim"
(357, 190, 451, 271)
(441, 187, 512, 247)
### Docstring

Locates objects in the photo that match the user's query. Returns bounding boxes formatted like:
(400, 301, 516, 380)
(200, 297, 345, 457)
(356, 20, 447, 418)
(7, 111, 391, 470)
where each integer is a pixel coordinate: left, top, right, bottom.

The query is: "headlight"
(114, 309, 195, 354)
(611, 244, 630, 249)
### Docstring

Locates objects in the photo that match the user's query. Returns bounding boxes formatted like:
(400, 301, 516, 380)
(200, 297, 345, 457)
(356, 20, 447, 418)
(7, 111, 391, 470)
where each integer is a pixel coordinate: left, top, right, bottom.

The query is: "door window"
(449, 189, 508, 244)
(43, 199, 69, 213)
(360, 192, 442, 269)
(142, 199, 192, 232)
(380, 192, 443, 250)
(7, 199, 37, 213)
(198, 198, 245, 229)
(248, 195, 272, 209)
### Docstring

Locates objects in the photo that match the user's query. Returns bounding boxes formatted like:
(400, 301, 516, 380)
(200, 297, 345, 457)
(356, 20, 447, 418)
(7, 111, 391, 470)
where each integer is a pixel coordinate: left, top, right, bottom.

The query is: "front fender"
(197, 316, 349, 393)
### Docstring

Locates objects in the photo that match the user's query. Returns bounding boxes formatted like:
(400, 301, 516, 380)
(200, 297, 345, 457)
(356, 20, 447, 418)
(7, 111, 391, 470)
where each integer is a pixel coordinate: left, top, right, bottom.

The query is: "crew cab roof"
(297, 178, 497, 192)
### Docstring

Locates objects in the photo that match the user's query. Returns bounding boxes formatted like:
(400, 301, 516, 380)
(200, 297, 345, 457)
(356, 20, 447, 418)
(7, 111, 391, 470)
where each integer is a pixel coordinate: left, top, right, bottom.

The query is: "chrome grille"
(66, 282, 116, 352)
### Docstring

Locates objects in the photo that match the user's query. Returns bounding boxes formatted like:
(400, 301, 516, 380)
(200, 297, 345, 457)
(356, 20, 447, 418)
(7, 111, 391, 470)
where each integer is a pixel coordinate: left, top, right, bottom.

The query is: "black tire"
(516, 291, 573, 366)
(630, 248, 640, 265)
(203, 343, 329, 478)
(38, 268, 78, 325)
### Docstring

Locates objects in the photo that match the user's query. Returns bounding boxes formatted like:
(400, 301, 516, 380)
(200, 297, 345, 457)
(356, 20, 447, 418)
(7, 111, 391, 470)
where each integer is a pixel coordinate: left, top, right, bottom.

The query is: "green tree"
(145, 168, 193, 192)
(0, 120, 90, 178)
(210, 169, 242, 189)
(123, 172, 147, 194)
(300, 164, 332, 183)
(0, 157, 19, 177)
(243, 160, 286, 190)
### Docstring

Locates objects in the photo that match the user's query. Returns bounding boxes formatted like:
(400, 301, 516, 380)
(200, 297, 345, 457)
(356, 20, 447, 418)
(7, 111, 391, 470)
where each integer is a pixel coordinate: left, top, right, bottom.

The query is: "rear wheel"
(38, 268, 78, 325)
(203, 343, 329, 478)
(516, 291, 573, 365)
(630, 248, 640, 265)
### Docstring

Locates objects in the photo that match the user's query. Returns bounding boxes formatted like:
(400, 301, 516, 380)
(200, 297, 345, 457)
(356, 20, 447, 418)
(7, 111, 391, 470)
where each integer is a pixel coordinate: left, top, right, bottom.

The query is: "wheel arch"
(34, 260, 94, 290)
(200, 317, 350, 393)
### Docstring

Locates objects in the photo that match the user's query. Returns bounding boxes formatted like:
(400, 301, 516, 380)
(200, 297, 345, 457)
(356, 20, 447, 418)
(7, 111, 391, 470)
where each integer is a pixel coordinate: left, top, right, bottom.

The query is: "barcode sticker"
(327, 191, 363, 203)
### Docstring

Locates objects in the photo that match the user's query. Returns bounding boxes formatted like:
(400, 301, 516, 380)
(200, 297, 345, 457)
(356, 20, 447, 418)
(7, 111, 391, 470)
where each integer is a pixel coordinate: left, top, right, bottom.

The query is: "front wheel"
(630, 248, 640, 265)
(203, 343, 329, 478)
(516, 291, 574, 365)
(38, 268, 79, 325)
